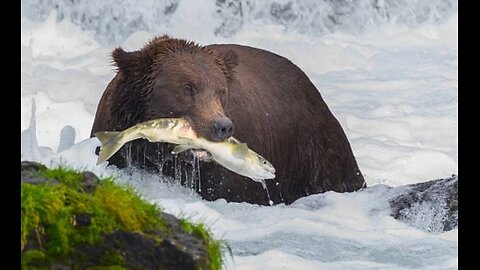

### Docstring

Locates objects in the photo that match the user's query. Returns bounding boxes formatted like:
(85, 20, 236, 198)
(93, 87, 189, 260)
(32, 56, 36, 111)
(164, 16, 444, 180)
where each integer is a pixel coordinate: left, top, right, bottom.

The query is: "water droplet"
(259, 179, 273, 206)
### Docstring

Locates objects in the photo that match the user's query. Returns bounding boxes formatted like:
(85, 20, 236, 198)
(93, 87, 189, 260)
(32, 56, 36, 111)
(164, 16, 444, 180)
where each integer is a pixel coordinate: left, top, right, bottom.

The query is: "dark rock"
(388, 175, 458, 232)
(69, 231, 198, 270)
(21, 160, 46, 173)
(59, 226, 207, 269)
(21, 161, 101, 192)
(161, 212, 209, 266)
(81, 171, 100, 193)
(75, 213, 91, 227)
(20, 161, 53, 185)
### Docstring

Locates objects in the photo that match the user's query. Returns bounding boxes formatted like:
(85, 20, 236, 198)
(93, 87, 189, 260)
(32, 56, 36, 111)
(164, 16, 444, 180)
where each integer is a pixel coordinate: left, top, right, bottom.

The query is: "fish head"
(247, 153, 276, 180)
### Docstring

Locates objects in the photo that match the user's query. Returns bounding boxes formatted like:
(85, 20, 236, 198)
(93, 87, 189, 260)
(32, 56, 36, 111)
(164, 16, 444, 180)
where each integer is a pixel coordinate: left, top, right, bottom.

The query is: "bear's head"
(110, 35, 238, 142)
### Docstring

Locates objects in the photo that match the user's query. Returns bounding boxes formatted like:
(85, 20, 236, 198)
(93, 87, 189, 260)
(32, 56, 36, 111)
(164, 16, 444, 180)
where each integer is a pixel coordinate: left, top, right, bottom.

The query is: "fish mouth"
(263, 172, 276, 179)
(255, 169, 276, 180)
(264, 166, 276, 179)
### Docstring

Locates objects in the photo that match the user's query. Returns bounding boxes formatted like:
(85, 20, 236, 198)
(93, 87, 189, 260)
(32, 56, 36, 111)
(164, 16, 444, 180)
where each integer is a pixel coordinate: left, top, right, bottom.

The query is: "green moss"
(93, 179, 166, 233)
(21, 250, 48, 269)
(21, 182, 64, 251)
(21, 164, 226, 269)
(38, 165, 84, 189)
(21, 165, 167, 268)
(180, 219, 229, 270)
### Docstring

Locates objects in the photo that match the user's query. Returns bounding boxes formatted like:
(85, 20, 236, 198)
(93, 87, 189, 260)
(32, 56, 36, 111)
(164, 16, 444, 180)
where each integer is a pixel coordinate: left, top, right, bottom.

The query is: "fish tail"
(94, 131, 124, 165)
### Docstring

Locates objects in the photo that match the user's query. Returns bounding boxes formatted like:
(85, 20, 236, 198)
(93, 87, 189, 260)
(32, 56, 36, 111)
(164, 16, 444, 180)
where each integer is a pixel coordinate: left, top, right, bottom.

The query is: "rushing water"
(21, 0, 457, 46)
(21, 0, 457, 269)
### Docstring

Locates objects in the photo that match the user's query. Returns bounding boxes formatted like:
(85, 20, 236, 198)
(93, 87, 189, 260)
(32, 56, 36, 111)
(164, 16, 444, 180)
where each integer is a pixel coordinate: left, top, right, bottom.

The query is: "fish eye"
(263, 160, 267, 165)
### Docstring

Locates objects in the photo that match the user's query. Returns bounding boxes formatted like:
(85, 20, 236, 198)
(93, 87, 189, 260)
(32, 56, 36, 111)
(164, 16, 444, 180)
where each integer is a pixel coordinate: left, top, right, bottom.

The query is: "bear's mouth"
(180, 119, 213, 161)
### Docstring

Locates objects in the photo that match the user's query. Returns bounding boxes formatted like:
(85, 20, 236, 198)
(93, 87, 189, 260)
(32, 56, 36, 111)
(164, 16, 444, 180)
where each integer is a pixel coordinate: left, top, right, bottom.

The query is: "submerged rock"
(388, 175, 458, 232)
(21, 161, 224, 270)
(291, 174, 458, 233)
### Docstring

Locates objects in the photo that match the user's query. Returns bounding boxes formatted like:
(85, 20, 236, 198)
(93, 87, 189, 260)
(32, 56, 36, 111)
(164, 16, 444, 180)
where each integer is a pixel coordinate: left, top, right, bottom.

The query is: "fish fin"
(232, 143, 249, 159)
(178, 136, 194, 142)
(228, 137, 241, 144)
(94, 131, 123, 165)
(172, 145, 194, 155)
(137, 131, 156, 142)
(94, 131, 120, 145)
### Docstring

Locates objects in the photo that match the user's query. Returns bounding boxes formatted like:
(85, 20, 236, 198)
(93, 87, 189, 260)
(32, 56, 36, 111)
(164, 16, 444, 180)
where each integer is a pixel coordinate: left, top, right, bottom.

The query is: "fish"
(94, 118, 276, 181)
(172, 136, 276, 181)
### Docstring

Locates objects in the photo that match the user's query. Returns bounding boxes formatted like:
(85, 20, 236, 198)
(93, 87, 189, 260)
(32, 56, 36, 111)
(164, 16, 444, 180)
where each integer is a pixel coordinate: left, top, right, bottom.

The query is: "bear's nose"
(212, 117, 234, 141)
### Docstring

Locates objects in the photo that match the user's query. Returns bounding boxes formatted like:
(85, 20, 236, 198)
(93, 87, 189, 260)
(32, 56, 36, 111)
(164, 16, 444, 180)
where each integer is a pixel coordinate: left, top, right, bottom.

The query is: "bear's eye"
(219, 88, 227, 95)
(183, 84, 195, 96)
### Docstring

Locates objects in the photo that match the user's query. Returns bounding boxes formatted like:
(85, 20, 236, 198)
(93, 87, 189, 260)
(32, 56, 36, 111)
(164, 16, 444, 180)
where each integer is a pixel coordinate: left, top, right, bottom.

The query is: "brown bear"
(91, 35, 366, 205)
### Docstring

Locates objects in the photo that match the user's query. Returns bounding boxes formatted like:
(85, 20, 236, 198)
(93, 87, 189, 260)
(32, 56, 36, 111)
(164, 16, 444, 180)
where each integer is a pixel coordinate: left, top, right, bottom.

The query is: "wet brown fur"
(91, 35, 366, 205)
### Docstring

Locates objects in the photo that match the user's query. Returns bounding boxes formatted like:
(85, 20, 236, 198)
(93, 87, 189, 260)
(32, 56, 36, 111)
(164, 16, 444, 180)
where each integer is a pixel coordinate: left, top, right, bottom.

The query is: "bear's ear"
(111, 47, 143, 74)
(217, 50, 238, 83)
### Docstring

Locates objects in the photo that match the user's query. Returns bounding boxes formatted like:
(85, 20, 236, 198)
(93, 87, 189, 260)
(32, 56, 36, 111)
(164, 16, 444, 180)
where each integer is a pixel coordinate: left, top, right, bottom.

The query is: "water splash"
(142, 143, 147, 166)
(21, 99, 41, 161)
(259, 179, 273, 206)
(21, 98, 53, 161)
(174, 153, 182, 183)
(57, 125, 76, 153)
(21, 0, 457, 46)
(190, 155, 197, 191)
(124, 143, 132, 167)
(196, 155, 201, 192)
(276, 181, 284, 203)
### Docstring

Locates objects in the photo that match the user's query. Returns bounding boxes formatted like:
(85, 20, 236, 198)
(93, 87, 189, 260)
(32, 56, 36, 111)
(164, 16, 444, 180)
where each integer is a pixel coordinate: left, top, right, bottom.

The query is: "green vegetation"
(180, 219, 230, 270)
(21, 165, 225, 269)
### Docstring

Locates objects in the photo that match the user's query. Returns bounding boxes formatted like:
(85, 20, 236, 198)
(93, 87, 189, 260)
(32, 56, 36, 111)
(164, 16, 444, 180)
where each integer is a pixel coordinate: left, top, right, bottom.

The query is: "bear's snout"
(212, 117, 234, 141)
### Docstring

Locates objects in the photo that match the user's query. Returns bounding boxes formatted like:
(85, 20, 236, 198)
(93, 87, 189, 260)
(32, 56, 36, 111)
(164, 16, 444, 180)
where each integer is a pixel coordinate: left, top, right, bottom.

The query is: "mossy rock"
(21, 161, 226, 270)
